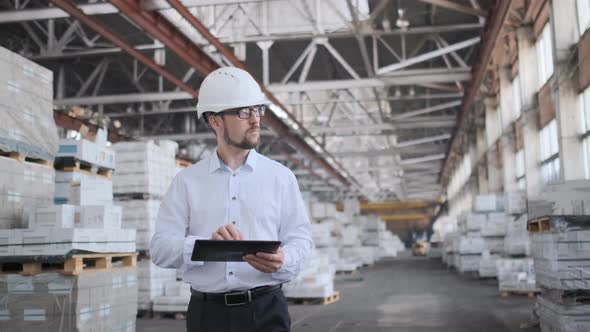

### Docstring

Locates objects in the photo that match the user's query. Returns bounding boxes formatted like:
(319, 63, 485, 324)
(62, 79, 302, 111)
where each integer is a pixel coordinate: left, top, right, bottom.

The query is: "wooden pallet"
(0, 253, 137, 276)
(54, 156, 113, 178)
(527, 216, 552, 233)
(176, 159, 193, 168)
(114, 193, 160, 200)
(500, 290, 541, 298)
(152, 312, 186, 320)
(0, 150, 53, 167)
(287, 291, 340, 305)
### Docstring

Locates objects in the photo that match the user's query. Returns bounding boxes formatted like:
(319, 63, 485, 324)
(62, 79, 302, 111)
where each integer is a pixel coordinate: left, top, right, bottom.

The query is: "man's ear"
(209, 114, 222, 131)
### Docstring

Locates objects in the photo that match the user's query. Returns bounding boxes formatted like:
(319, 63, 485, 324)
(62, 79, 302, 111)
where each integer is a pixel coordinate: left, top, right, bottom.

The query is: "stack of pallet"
(283, 249, 339, 304)
(0, 46, 57, 229)
(112, 140, 179, 314)
(0, 46, 138, 331)
(526, 180, 590, 331)
(456, 212, 485, 273)
(152, 280, 191, 319)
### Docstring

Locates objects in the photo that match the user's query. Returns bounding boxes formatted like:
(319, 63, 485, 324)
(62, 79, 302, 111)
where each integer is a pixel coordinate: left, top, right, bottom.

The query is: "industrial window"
(515, 149, 526, 190)
(578, 0, 590, 36)
(580, 87, 590, 178)
(512, 75, 522, 120)
(536, 23, 554, 88)
(539, 119, 560, 184)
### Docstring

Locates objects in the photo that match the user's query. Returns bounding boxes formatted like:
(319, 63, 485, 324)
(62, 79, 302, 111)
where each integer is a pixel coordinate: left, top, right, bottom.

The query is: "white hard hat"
(196, 67, 268, 118)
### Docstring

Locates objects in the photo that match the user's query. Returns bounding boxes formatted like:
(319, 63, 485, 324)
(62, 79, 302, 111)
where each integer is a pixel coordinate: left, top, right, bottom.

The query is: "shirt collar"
(208, 149, 259, 173)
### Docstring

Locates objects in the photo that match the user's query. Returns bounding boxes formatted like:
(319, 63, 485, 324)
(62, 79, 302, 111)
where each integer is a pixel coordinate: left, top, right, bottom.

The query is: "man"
(150, 66, 313, 332)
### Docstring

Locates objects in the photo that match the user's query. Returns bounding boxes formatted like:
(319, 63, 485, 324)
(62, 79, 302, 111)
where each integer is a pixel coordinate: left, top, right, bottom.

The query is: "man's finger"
(217, 226, 232, 240)
(226, 224, 243, 240)
(246, 259, 274, 273)
(245, 255, 278, 271)
(211, 232, 223, 240)
(255, 252, 281, 262)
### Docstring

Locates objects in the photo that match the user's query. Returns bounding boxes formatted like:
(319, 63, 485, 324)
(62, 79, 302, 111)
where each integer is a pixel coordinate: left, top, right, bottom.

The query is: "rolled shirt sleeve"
(272, 171, 313, 281)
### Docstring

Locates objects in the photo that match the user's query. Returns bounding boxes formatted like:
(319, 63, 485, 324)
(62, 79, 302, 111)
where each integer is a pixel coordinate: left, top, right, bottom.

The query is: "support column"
(550, 0, 585, 180)
(476, 126, 489, 194)
(484, 98, 503, 193)
(516, 26, 542, 196)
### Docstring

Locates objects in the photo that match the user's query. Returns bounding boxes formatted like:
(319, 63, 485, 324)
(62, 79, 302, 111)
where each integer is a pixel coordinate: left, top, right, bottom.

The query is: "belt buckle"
(224, 290, 252, 307)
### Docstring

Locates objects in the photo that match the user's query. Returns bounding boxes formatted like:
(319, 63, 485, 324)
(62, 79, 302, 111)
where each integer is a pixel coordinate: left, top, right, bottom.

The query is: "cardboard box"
(58, 139, 98, 165)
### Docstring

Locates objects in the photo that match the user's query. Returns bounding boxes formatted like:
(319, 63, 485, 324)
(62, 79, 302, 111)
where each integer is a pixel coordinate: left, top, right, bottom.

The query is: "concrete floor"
(137, 255, 540, 332)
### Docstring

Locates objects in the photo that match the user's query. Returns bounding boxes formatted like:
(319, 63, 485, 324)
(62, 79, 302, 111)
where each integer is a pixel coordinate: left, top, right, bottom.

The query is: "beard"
(223, 123, 260, 150)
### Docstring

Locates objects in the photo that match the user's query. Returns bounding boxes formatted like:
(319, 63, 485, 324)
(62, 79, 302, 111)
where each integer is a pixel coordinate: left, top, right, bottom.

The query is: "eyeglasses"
(220, 105, 266, 119)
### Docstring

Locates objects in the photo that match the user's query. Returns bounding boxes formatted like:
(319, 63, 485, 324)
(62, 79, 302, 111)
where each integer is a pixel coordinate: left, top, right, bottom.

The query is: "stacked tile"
(0, 269, 137, 332)
(112, 140, 179, 312)
(0, 46, 57, 229)
(526, 181, 590, 331)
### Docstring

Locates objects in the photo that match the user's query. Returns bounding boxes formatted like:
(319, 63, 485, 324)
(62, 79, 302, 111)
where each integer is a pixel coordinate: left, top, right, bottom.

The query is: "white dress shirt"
(150, 149, 313, 293)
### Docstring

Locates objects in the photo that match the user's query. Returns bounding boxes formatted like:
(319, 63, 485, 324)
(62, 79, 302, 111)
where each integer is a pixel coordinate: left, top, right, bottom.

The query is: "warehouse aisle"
(137, 256, 540, 332)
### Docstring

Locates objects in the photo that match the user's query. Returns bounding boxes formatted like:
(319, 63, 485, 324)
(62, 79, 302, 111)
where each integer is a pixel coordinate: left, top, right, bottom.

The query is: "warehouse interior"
(0, 0, 589, 331)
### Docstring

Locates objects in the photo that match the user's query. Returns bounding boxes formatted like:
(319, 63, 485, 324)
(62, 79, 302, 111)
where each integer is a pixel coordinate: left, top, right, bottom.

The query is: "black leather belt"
(191, 284, 282, 306)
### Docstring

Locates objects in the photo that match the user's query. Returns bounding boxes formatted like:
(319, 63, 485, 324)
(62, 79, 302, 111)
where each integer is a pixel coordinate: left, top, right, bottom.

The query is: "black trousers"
(186, 289, 291, 332)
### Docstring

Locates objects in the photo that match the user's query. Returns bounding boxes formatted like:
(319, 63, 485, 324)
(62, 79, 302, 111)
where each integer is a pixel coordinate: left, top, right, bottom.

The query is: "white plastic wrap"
(0, 46, 58, 162)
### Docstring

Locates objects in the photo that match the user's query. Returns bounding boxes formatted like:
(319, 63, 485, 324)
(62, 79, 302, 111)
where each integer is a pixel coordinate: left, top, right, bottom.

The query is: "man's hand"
(211, 224, 243, 240)
(243, 247, 284, 273)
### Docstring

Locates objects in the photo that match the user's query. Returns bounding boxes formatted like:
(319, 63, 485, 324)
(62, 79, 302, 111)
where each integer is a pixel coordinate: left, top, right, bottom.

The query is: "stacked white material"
(340, 224, 361, 247)
(478, 251, 501, 277)
(378, 233, 404, 259)
(504, 191, 527, 215)
(473, 194, 505, 213)
(530, 229, 590, 290)
(112, 140, 178, 197)
(442, 232, 459, 267)
(284, 251, 336, 298)
(0, 157, 54, 228)
(119, 199, 160, 251)
(457, 235, 484, 254)
(428, 243, 443, 259)
(0, 268, 137, 332)
(54, 170, 112, 205)
(458, 213, 486, 233)
(0, 46, 58, 162)
(528, 180, 590, 219)
(152, 281, 191, 313)
(309, 202, 337, 221)
(457, 254, 482, 273)
(496, 258, 538, 292)
(340, 246, 377, 266)
(482, 213, 508, 237)
(432, 216, 457, 244)
(137, 260, 178, 311)
(57, 130, 115, 170)
(311, 222, 334, 248)
(504, 214, 531, 256)
(537, 294, 590, 332)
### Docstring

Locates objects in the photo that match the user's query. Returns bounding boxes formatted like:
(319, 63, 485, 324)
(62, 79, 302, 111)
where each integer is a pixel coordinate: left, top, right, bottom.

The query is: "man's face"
(218, 107, 261, 150)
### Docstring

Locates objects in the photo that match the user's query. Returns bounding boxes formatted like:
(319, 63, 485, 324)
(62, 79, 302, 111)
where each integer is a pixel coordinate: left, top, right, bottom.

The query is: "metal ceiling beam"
(397, 134, 451, 148)
(376, 37, 480, 75)
(391, 100, 461, 121)
(417, 0, 488, 17)
(401, 154, 446, 165)
(54, 91, 193, 106)
(48, 0, 198, 98)
(160, 0, 352, 186)
(140, 130, 276, 141)
(268, 68, 471, 93)
(441, 0, 511, 183)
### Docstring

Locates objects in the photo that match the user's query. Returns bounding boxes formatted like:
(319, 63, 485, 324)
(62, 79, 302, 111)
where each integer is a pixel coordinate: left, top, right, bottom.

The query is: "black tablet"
(191, 240, 281, 262)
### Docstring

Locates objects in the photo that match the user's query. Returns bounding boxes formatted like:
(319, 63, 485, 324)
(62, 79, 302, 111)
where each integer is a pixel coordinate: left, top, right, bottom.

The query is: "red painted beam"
(112, 0, 349, 186)
(440, 0, 512, 185)
(49, 0, 198, 98)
